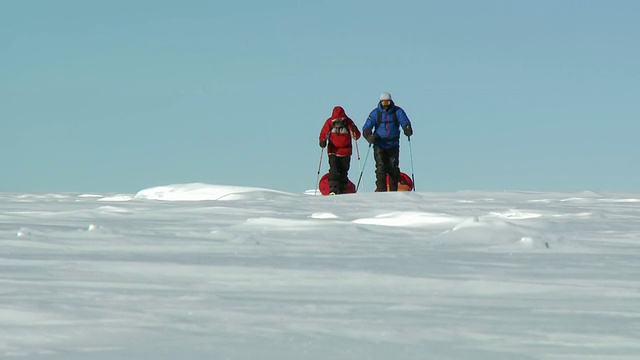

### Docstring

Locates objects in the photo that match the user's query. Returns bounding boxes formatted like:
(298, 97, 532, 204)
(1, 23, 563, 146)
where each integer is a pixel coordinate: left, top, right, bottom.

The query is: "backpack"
(331, 117, 350, 135)
(375, 108, 399, 140)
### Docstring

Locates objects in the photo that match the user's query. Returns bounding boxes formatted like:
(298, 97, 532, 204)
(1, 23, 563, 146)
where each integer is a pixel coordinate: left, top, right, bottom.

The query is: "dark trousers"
(374, 145, 400, 191)
(328, 155, 351, 194)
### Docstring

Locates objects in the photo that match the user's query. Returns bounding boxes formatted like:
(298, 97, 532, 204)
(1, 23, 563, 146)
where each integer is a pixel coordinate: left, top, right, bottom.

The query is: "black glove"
(319, 139, 327, 148)
(403, 125, 413, 137)
(365, 133, 376, 144)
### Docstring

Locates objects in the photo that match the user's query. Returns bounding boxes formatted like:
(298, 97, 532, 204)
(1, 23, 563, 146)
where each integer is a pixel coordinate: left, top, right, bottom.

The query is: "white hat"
(379, 92, 392, 101)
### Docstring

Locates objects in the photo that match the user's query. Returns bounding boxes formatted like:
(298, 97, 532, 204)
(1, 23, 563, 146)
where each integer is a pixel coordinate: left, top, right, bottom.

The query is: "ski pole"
(356, 143, 372, 192)
(352, 130, 362, 178)
(314, 145, 324, 195)
(407, 136, 416, 191)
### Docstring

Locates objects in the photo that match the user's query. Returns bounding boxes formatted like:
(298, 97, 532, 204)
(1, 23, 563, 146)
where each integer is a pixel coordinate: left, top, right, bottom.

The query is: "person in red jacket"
(319, 106, 361, 195)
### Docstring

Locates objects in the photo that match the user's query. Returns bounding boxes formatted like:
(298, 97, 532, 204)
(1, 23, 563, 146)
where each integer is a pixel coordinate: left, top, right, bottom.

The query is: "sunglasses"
(381, 100, 391, 106)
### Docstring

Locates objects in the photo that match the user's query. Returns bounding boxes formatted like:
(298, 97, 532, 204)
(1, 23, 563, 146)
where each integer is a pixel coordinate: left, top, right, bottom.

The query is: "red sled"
(318, 173, 357, 195)
(375, 172, 414, 192)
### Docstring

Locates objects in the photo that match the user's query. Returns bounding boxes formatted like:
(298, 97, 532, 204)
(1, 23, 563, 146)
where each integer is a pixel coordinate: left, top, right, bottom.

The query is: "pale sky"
(2, 0, 638, 193)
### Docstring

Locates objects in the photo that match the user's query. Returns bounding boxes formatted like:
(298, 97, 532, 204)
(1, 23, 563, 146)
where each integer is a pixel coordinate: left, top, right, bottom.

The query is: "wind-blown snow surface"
(1, 184, 639, 359)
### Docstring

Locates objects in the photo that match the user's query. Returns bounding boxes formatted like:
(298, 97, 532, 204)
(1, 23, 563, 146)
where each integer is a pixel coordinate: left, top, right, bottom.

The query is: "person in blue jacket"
(362, 92, 413, 191)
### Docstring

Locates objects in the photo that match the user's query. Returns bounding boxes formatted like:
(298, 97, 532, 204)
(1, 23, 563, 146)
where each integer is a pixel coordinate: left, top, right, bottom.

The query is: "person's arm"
(348, 119, 361, 140)
(319, 120, 331, 147)
(397, 108, 413, 137)
(362, 111, 376, 143)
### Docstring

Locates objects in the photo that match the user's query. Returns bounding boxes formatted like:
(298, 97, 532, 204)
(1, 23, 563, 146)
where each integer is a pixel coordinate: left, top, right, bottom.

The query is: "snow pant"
(328, 154, 351, 194)
(374, 145, 400, 192)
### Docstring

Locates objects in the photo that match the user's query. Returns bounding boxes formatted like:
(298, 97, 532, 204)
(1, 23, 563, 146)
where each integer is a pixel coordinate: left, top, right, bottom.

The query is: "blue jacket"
(362, 101, 412, 149)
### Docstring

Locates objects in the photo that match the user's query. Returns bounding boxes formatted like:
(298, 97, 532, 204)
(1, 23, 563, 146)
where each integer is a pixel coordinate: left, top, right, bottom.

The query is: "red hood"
(330, 106, 348, 120)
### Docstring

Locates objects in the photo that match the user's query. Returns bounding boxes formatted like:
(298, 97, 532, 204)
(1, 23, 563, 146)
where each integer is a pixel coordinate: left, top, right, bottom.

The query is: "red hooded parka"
(319, 106, 361, 157)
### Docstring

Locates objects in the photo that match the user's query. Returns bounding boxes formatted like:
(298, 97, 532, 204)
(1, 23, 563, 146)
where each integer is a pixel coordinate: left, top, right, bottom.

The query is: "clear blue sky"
(2, 1, 638, 193)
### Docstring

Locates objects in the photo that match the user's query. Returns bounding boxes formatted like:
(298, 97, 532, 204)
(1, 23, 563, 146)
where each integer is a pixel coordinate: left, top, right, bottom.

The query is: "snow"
(1, 184, 639, 359)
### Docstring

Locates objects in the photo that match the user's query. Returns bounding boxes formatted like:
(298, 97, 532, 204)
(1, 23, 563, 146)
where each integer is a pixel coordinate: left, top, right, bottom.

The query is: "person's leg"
(337, 156, 350, 194)
(328, 155, 340, 194)
(387, 146, 400, 191)
(374, 146, 388, 192)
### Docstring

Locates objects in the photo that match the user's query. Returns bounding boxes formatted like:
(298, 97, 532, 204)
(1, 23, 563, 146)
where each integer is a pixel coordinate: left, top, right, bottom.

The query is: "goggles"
(381, 100, 392, 106)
